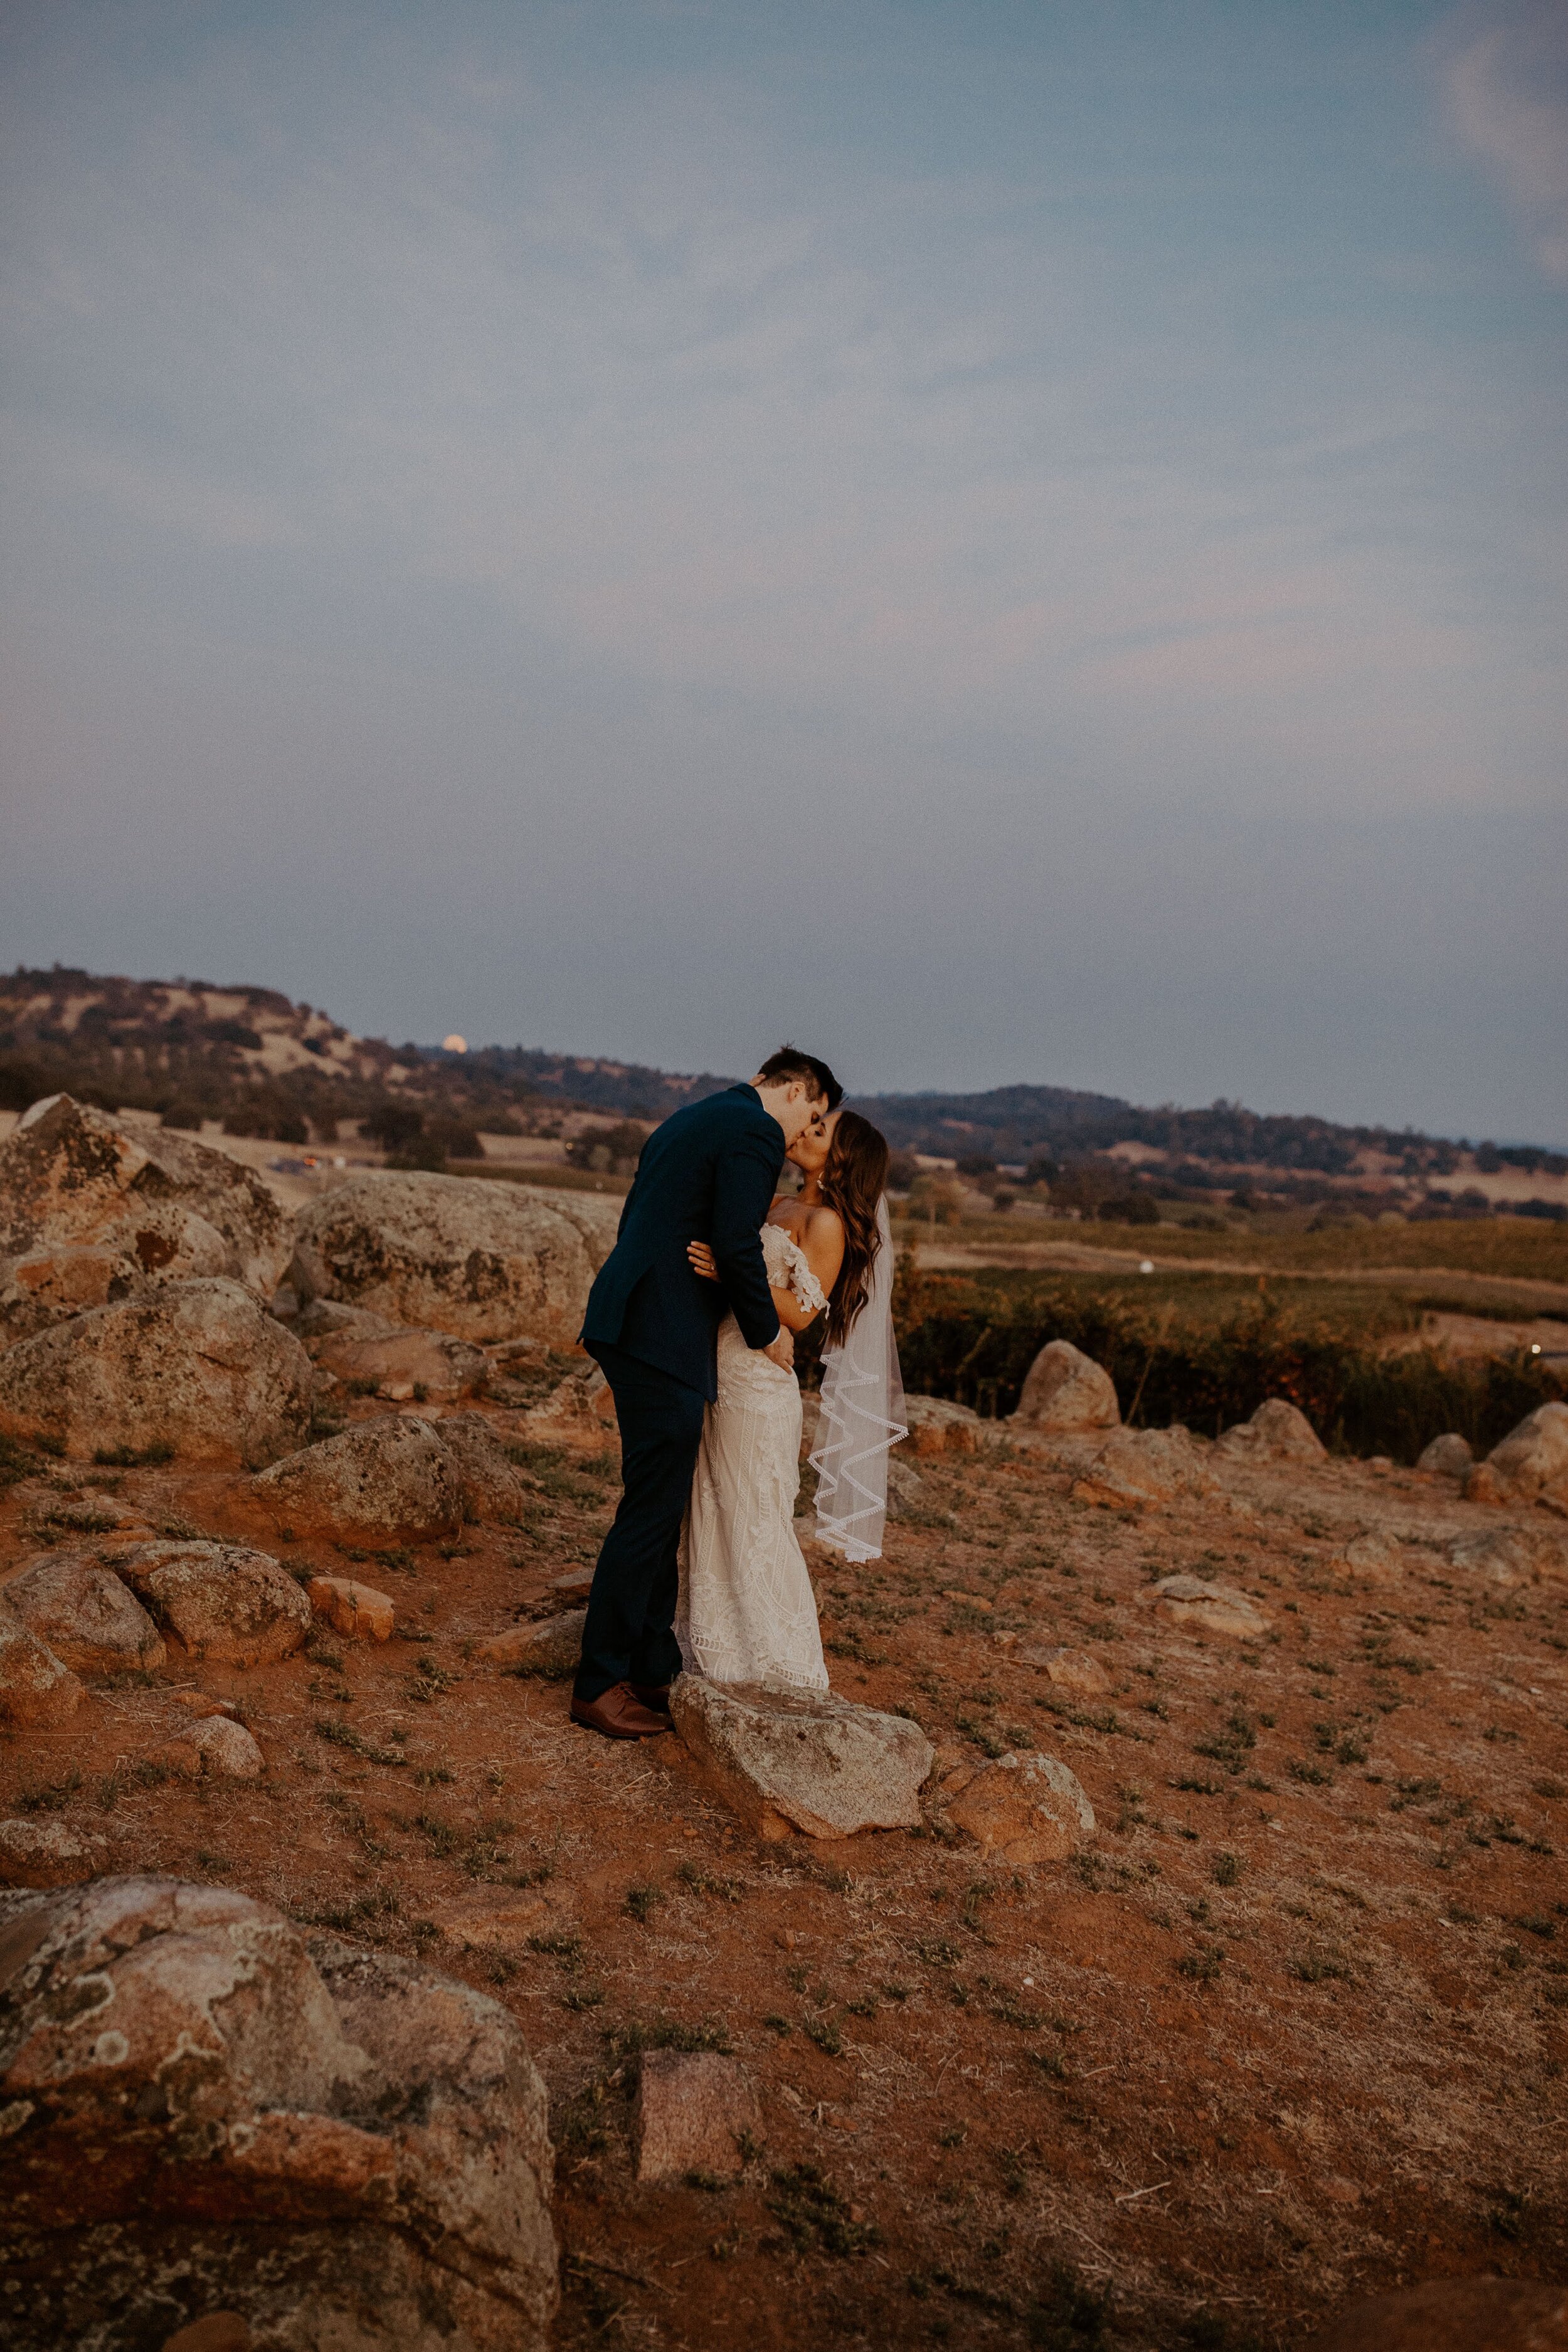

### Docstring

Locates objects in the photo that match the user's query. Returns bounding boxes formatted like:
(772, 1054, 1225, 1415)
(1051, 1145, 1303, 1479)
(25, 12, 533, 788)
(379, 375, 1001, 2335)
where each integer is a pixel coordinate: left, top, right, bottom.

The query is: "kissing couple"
(569, 1047, 906, 1739)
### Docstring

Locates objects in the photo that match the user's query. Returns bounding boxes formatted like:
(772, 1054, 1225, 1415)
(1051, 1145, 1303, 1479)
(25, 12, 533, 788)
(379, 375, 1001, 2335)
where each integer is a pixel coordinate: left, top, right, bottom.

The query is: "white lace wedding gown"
(676, 1221, 830, 1691)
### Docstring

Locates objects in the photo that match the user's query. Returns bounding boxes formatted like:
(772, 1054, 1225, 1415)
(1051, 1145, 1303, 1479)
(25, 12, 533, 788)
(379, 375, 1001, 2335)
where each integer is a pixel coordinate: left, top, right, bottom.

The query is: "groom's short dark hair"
(755, 1045, 842, 1110)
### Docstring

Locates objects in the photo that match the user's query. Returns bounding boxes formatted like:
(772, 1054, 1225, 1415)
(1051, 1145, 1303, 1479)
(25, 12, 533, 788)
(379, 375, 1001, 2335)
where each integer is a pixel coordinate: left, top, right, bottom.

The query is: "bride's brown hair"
(820, 1111, 890, 1348)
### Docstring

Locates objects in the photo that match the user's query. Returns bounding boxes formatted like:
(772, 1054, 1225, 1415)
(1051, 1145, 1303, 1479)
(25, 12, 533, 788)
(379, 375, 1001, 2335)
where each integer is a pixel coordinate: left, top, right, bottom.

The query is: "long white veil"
(810, 1196, 907, 1562)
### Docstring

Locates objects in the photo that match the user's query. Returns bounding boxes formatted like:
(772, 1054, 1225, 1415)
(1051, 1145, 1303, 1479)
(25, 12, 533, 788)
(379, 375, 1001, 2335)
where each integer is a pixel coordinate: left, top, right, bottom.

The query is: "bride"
(677, 1109, 906, 1690)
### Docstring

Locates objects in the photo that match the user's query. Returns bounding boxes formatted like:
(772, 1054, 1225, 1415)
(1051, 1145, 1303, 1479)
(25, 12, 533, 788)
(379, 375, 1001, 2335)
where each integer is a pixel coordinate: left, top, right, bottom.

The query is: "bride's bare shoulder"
(798, 1202, 844, 1242)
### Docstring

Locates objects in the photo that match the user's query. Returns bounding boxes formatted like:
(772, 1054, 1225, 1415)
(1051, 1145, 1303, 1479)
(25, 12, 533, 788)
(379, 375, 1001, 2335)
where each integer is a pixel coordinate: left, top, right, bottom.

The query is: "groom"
(571, 1047, 842, 1738)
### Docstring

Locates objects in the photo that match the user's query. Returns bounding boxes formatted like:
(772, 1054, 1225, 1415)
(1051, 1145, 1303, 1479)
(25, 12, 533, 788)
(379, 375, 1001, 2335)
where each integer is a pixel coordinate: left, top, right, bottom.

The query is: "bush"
(566, 1120, 645, 1175)
(0, 1057, 49, 1113)
(893, 1275, 1567, 1461)
(1098, 1194, 1158, 1226)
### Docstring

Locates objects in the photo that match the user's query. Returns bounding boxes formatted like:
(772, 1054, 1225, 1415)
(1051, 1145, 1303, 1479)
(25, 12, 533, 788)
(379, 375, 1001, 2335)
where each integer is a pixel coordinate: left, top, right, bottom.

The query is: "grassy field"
(897, 1209, 1568, 1286)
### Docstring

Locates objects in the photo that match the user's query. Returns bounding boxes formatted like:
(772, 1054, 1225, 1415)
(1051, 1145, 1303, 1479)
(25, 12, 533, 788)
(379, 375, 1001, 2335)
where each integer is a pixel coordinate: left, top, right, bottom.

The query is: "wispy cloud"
(1444, 1, 1568, 282)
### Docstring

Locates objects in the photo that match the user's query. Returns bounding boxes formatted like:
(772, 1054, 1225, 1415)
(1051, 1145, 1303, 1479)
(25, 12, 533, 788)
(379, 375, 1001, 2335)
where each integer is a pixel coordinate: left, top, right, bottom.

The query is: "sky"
(1, 1, 1565, 1140)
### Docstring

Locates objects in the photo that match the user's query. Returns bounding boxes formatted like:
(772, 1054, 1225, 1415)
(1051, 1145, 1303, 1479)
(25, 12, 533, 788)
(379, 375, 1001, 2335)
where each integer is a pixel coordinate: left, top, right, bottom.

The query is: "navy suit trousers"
(576, 1342, 706, 1703)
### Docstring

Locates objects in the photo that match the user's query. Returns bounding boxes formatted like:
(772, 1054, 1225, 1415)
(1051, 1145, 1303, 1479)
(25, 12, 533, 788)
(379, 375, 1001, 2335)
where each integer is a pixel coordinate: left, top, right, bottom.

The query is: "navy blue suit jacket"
(580, 1084, 784, 1401)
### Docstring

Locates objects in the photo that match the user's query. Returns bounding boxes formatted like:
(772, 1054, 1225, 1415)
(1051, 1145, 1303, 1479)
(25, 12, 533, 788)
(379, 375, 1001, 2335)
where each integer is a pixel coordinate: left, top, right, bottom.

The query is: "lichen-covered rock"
(1417, 1432, 1473, 1479)
(0, 1875, 558, 2352)
(0, 1816, 108, 1888)
(1071, 1424, 1219, 1510)
(475, 1609, 585, 1677)
(943, 1751, 1096, 1865)
(252, 1416, 465, 1543)
(431, 1411, 534, 1518)
(0, 1609, 84, 1726)
(1218, 1398, 1327, 1463)
(289, 1172, 620, 1345)
(115, 1542, 310, 1666)
(633, 2051, 761, 2184)
(1146, 1574, 1272, 1638)
(670, 1675, 933, 1838)
(1011, 1340, 1121, 1433)
(3, 1551, 166, 1673)
(0, 1095, 290, 1342)
(0, 1278, 313, 1466)
(1338, 1530, 1405, 1586)
(1469, 1400, 1568, 1515)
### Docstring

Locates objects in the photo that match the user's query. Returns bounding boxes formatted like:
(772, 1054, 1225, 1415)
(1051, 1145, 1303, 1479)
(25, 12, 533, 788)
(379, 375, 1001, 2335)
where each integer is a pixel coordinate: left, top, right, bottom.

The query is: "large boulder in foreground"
(1466, 1400, 1568, 1515)
(4, 1552, 166, 1673)
(0, 1875, 557, 2352)
(252, 1415, 465, 1542)
(0, 1278, 313, 1466)
(670, 1675, 933, 1839)
(1219, 1397, 1327, 1463)
(1010, 1340, 1120, 1433)
(0, 1095, 290, 1343)
(116, 1542, 310, 1666)
(290, 1173, 620, 1345)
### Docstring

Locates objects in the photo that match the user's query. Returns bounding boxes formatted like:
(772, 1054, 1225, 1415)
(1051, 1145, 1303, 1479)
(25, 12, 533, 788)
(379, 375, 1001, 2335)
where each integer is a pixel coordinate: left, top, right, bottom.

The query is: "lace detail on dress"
(761, 1219, 828, 1318)
(675, 1218, 830, 1693)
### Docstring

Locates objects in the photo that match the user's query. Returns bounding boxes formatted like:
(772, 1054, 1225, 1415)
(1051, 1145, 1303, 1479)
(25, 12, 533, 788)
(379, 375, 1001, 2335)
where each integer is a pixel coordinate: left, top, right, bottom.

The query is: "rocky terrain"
(1, 1101, 1565, 2351)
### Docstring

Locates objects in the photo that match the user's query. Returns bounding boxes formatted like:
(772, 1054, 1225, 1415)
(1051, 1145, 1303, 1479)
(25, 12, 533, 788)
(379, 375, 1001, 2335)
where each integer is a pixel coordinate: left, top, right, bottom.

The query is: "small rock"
(4, 1550, 166, 1673)
(307, 1575, 396, 1642)
(1296, 2274, 1568, 2352)
(1016, 1644, 1111, 1697)
(1010, 1340, 1120, 1433)
(1147, 1574, 1272, 1639)
(185, 1717, 267, 1780)
(251, 1414, 465, 1542)
(670, 1675, 933, 1838)
(1448, 1525, 1567, 1589)
(475, 1609, 586, 1677)
(1071, 1424, 1218, 1510)
(430, 1885, 558, 1949)
(1340, 1530, 1404, 1585)
(551, 1566, 595, 1596)
(885, 1458, 927, 1518)
(1417, 1431, 1474, 1478)
(0, 1816, 107, 1888)
(116, 1542, 310, 1666)
(521, 1366, 618, 1439)
(1470, 1399, 1568, 1515)
(903, 1395, 983, 1456)
(311, 1322, 488, 1402)
(1218, 1398, 1327, 1463)
(943, 1751, 1096, 1865)
(633, 2049, 761, 2183)
(0, 1609, 84, 1725)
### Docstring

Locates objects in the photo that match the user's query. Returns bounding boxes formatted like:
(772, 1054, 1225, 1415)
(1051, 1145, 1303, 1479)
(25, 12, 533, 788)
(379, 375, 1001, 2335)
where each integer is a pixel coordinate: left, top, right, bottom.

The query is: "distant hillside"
(3, 966, 1562, 1200)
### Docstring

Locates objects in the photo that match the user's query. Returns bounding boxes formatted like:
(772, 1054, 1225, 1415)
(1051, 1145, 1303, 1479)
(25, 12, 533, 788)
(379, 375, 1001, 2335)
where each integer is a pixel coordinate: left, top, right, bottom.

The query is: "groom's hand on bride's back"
(762, 1328, 794, 1372)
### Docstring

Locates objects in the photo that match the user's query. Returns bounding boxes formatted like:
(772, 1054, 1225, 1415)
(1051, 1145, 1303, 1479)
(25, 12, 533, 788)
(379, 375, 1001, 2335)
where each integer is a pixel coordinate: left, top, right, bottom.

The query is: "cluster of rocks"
(0, 1100, 621, 1471)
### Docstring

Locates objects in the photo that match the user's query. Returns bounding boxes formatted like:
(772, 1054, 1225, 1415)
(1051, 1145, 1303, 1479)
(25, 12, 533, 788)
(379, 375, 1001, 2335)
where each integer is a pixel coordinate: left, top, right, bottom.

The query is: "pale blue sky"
(2, 1, 1564, 1136)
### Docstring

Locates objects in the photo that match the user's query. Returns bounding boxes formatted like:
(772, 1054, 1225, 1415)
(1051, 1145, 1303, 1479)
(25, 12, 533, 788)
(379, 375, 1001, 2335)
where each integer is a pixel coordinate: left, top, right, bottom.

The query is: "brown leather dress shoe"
(631, 1683, 672, 1714)
(570, 1682, 669, 1740)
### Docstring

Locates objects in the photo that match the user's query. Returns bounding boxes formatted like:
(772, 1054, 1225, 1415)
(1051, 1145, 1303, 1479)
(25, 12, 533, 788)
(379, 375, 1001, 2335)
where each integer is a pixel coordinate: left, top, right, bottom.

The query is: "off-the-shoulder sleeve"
(762, 1223, 829, 1316)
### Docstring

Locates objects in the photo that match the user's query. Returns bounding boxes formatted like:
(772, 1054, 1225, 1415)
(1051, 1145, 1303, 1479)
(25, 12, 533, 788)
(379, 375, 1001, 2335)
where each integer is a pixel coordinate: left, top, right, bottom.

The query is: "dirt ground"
(3, 1397, 1564, 2352)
